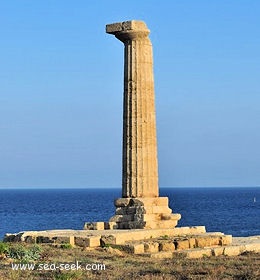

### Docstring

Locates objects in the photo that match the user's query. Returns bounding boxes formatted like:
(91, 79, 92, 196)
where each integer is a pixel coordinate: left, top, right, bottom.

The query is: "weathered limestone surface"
(106, 20, 181, 229)
(106, 20, 158, 198)
(4, 226, 206, 244)
(109, 197, 181, 229)
(5, 229, 259, 258)
(83, 222, 104, 230)
(177, 248, 212, 259)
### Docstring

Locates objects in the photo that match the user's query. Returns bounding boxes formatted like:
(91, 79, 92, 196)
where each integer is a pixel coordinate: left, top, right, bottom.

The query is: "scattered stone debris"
(4, 227, 259, 258)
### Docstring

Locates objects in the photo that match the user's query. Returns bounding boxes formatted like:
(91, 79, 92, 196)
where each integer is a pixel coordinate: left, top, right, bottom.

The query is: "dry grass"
(0, 243, 259, 280)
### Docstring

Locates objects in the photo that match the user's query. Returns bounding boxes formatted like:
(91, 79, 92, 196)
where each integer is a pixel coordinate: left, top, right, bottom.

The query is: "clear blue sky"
(0, 1, 259, 188)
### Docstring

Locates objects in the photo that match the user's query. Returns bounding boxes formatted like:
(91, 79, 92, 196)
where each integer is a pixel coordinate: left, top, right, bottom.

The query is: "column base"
(109, 197, 181, 229)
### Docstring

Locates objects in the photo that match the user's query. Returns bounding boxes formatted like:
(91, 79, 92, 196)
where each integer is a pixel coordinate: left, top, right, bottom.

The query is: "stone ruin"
(104, 20, 181, 230)
(7, 20, 257, 259)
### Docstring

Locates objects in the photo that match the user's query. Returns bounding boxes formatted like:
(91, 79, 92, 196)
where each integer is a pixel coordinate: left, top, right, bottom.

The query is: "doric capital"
(106, 20, 150, 42)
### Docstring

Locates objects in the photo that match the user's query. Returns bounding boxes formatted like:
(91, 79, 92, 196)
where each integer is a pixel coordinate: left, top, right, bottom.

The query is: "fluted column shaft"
(106, 21, 159, 198)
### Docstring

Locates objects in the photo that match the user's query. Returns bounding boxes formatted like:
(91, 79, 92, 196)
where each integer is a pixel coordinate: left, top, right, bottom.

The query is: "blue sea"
(0, 187, 259, 240)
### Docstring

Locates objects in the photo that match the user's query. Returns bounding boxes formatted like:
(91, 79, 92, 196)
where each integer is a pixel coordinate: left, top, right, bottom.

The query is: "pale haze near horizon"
(0, 1, 259, 188)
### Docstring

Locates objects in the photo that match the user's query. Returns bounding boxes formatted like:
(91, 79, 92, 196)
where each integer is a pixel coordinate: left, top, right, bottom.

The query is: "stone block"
(115, 208, 124, 215)
(104, 222, 117, 230)
(161, 213, 181, 221)
(210, 236, 223, 246)
(3, 234, 16, 242)
(106, 22, 123, 33)
(24, 236, 37, 243)
(137, 197, 169, 206)
(83, 222, 94, 230)
(127, 243, 145, 254)
(8, 234, 19, 242)
(158, 220, 178, 229)
(212, 247, 224, 256)
(106, 21, 148, 34)
(152, 206, 172, 214)
(244, 243, 260, 253)
(105, 247, 124, 256)
(114, 198, 170, 210)
(126, 206, 138, 215)
(100, 235, 116, 247)
(128, 20, 148, 31)
(159, 242, 175, 252)
(113, 232, 146, 245)
(69, 236, 75, 246)
(185, 248, 212, 258)
(175, 248, 213, 258)
(76, 237, 89, 247)
(75, 236, 101, 248)
(83, 222, 104, 230)
(114, 198, 130, 207)
(86, 236, 101, 247)
(196, 236, 219, 248)
(52, 236, 74, 245)
(133, 213, 144, 222)
(173, 226, 206, 235)
(116, 221, 131, 229)
(142, 214, 160, 221)
(161, 214, 172, 220)
(144, 221, 159, 229)
(36, 236, 54, 244)
(223, 246, 242, 256)
(150, 252, 173, 259)
(171, 213, 182, 220)
(144, 242, 159, 253)
(129, 198, 145, 206)
(109, 214, 133, 222)
(110, 196, 181, 229)
(189, 238, 196, 248)
(19, 232, 34, 242)
(95, 222, 105, 230)
(142, 206, 153, 214)
(144, 220, 178, 229)
(128, 221, 146, 229)
(175, 239, 190, 250)
(109, 215, 122, 222)
(219, 235, 232, 246)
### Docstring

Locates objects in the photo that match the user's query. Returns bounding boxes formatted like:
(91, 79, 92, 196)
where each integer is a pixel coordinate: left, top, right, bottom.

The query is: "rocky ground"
(0, 242, 259, 280)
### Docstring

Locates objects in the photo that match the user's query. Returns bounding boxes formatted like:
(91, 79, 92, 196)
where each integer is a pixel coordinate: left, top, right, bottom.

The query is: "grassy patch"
(8, 244, 42, 261)
(60, 244, 73, 250)
(0, 242, 10, 255)
(0, 243, 259, 279)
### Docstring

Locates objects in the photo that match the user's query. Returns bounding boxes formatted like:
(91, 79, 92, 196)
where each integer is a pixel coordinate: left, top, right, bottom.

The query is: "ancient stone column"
(107, 20, 158, 198)
(106, 20, 181, 229)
